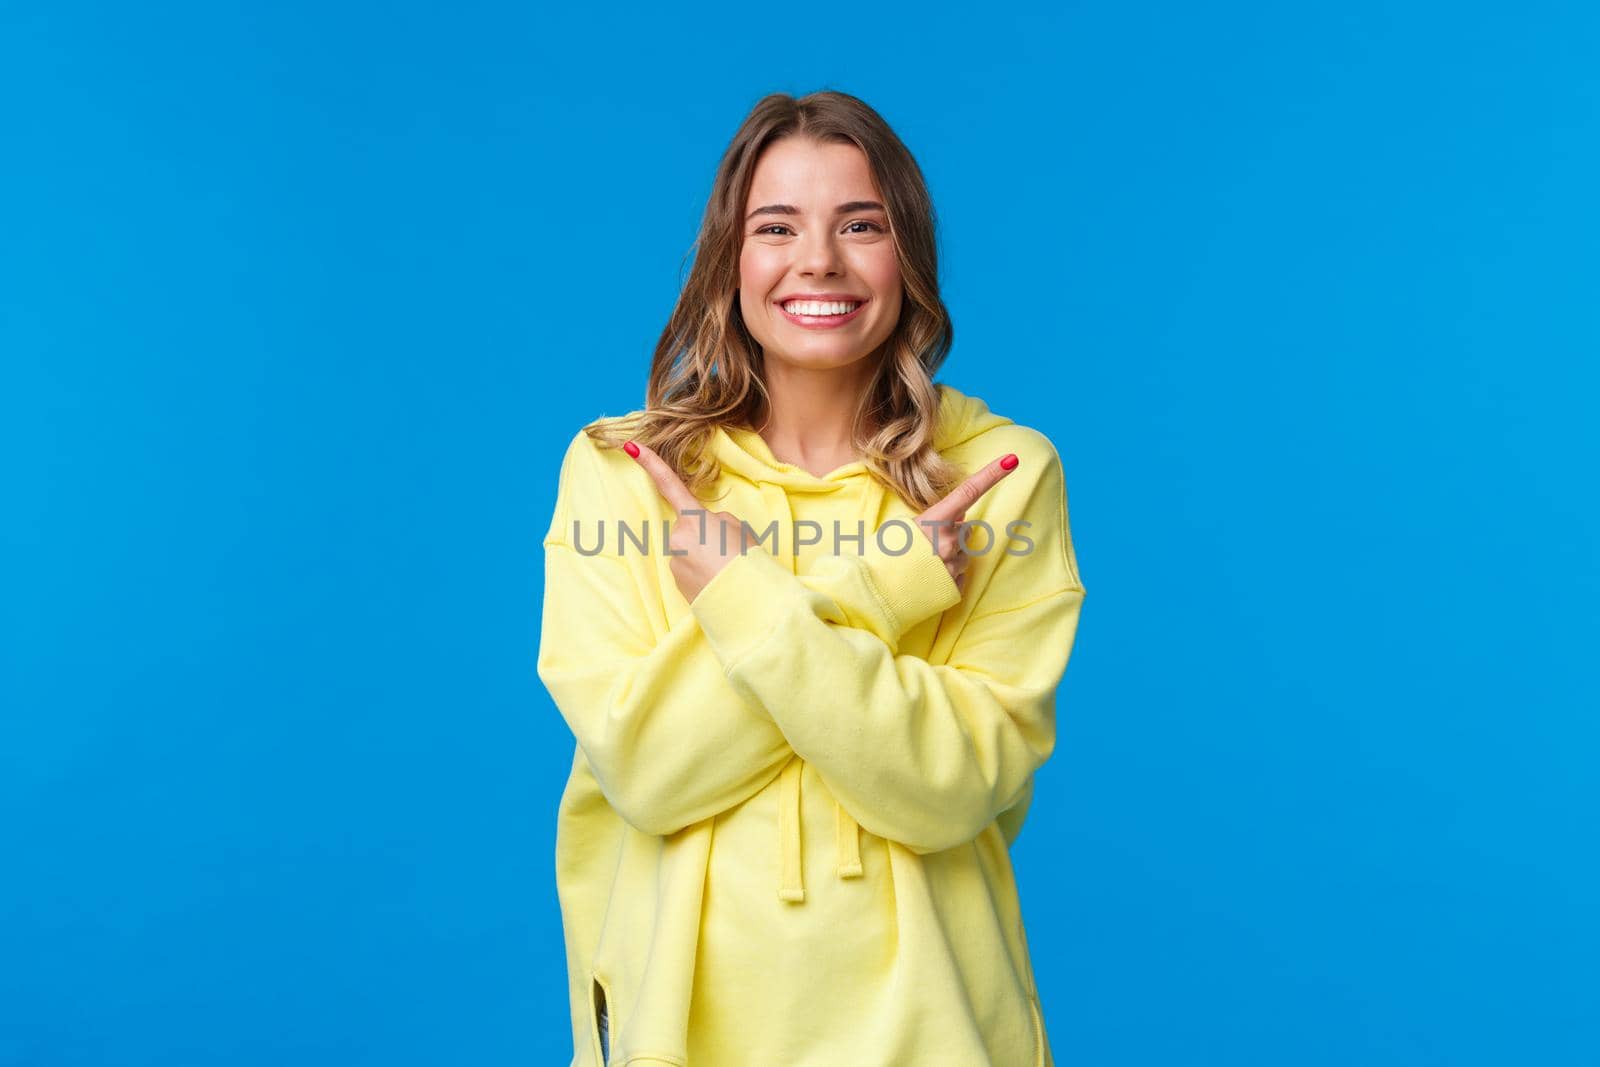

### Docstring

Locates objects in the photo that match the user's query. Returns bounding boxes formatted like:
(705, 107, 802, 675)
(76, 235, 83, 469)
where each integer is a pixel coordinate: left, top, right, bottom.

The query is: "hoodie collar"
(712, 382, 1013, 488)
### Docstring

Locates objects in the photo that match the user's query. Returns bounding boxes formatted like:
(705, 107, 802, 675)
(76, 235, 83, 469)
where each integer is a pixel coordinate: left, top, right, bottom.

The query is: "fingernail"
(1000, 454, 1019, 470)
(624, 441, 640, 458)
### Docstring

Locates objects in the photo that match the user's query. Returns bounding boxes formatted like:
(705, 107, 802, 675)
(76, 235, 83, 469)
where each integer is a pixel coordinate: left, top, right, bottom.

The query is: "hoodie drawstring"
(757, 479, 878, 903)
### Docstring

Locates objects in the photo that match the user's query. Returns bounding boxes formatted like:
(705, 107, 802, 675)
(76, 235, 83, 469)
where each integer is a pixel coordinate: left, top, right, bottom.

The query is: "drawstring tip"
(778, 757, 806, 904)
(835, 801, 864, 878)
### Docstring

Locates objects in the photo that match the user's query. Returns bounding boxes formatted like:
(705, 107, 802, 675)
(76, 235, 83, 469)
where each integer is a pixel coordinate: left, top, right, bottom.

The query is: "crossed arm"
(535, 435, 1086, 852)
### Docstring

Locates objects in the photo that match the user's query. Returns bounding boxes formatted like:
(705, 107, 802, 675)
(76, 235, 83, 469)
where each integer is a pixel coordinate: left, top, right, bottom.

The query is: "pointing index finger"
(923, 453, 1020, 523)
(625, 440, 702, 515)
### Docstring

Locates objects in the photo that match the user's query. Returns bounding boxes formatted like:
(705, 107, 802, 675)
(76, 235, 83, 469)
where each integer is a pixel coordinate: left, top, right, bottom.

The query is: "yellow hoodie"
(537, 383, 1087, 1067)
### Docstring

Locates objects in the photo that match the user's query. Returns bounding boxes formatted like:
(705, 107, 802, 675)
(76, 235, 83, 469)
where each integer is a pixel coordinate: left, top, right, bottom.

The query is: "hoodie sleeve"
(689, 435, 1087, 854)
(535, 429, 924, 838)
(536, 431, 797, 837)
(537, 428, 928, 844)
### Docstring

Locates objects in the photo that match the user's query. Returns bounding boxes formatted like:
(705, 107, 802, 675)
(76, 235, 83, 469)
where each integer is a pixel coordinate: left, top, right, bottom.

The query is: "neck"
(749, 358, 878, 477)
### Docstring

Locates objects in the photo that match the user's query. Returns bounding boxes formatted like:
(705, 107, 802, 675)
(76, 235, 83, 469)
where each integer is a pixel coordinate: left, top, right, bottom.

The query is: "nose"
(795, 225, 844, 278)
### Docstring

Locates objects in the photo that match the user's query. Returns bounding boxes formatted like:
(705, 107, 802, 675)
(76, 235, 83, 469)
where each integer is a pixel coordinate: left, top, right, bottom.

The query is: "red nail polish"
(1000, 454, 1019, 470)
(624, 441, 640, 458)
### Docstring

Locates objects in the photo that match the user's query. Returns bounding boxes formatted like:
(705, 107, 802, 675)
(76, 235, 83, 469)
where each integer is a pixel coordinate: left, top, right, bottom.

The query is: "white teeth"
(782, 300, 860, 316)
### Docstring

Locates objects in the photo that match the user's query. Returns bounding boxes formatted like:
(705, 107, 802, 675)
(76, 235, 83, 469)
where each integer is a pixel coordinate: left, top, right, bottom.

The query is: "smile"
(776, 299, 869, 329)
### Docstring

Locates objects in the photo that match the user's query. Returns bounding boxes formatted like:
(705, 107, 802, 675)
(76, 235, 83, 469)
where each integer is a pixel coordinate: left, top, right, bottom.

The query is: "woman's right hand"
(916, 454, 1019, 593)
(625, 439, 756, 605)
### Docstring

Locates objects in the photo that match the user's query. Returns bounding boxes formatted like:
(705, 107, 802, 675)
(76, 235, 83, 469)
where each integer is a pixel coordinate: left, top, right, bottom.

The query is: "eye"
(754, 221, 884, 236)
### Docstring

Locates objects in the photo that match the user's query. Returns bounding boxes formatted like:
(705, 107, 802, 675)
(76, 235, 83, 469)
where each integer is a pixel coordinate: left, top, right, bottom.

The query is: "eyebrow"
(745, 200, 887, 222)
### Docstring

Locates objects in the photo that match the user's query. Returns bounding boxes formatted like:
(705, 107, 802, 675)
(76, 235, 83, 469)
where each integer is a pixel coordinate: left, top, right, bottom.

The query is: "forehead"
(744, 138, 880, 207)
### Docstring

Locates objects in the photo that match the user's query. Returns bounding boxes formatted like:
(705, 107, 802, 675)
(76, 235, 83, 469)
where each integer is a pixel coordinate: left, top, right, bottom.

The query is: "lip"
(775, 292, 868, 303)
(775, 298, 870, 329)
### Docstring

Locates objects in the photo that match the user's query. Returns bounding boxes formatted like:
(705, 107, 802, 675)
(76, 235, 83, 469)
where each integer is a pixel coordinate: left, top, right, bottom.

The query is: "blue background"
(4, 2, 1596, 1064)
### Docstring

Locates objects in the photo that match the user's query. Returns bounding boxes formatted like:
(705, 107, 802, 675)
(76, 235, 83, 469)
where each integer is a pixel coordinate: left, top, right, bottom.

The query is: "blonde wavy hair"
(582, 89, 966, 513)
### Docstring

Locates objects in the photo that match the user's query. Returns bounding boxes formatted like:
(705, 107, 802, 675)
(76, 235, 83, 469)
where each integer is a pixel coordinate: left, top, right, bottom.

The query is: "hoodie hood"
(703, 382, 1014, 904)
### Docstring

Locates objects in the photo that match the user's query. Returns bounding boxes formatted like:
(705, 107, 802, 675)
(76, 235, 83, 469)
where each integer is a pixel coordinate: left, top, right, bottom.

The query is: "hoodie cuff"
(690, 532, 964, 667)
(854, 525, 965, 635)
(691, 546, 808, 670)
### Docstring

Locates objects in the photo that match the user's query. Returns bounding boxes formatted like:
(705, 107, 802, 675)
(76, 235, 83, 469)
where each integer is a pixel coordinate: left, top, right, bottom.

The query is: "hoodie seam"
(967, 584, 1086, 624)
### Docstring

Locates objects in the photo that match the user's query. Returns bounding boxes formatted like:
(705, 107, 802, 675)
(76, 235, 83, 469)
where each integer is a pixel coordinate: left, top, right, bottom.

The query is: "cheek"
(879, 287, 904, 322)
(855, 246, 903, 298)
(737, 250, 773, 328)
(860, 252, 904, 332)
(739, 245, 781, 291)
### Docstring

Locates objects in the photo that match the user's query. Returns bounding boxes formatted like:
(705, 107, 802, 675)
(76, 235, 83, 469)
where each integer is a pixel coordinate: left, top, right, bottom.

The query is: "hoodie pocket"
(590, 972, 613, 1066)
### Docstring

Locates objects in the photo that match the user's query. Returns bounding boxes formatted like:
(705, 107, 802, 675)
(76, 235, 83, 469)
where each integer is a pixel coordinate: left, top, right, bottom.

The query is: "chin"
(772, 349, 882, 374)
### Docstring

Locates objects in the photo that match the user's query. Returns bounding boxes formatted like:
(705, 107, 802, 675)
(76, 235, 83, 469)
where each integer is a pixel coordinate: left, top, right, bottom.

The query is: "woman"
(537, 90, 1087, 1066)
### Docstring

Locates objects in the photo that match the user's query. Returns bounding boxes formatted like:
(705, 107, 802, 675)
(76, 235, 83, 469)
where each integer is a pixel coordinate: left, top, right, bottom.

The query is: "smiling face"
(738, 137, 904, 375)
